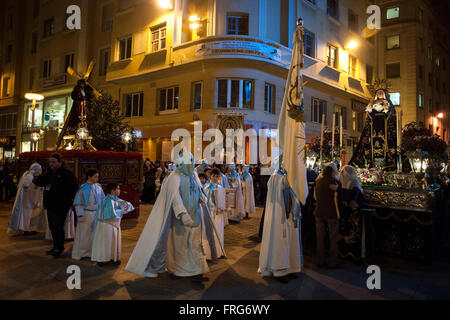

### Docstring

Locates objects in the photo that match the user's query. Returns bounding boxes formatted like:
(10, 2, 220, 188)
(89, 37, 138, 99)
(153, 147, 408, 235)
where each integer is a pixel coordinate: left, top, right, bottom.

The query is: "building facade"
(375, 0, 450, 142)
(8, 0, 447, 163)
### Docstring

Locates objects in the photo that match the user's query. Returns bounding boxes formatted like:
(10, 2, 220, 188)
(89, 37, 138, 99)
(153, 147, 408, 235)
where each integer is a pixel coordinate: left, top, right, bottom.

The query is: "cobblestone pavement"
(1, 201, 450, 300)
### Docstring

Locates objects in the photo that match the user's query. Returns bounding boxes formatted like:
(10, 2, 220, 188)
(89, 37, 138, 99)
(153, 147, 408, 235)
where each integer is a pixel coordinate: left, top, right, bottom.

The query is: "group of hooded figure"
(7, 151, 304, 284)
(7, 163, 134, 265)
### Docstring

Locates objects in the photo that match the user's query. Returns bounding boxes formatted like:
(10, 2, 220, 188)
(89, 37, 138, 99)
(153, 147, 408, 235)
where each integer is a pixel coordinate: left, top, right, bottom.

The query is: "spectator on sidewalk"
(313, 164, 340, 268)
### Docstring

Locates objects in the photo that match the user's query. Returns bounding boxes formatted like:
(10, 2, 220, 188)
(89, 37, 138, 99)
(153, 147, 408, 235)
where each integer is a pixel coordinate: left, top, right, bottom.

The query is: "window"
(43, 18, 54, 38)
(419, 8, 424, 23)
(31, 32, 37, 54)
(99, 48, 110, 76)
(335, 106, 347, 130)
(418, 37, 424, 52)
(418, 93, 423, 108)
(42, 59, 52, 78)
(428, 72, 432, 86)
(6, 45, 12, 64)
(386, 7, 399, 20)
(159, 87, 179, 112)
(33, 0, 40, 18)
(427, 46, 432, 60)
(216, 79, 253, 109)
(386, 35, 399, 49)
(353, 112, 364, 132)
(348, 10, 358, 32)
(226, 13, 249, 35)
(64, 53, 74, 71)
(2, 78, 10, 97)
(43, 97, 67, 129)
(327, 43, 338, 69)
(390, 92, 400, 106)
(192, 82, 202, 110)
(435, 57, 440, 67)
(327, 0, 339, 20)
(348, 55, 357, 78)
(151, 24, 166, 52)
(24, 101, 43, 128)
(366, 64, 373, 84)
(418, 65, 424, 80)
(29, 68, 35, 90)
(264, 84, 275, 114)
(311, 98, 327, 123)
(125, 92, 144, 117)
(303, 29, 315, 58)
(102, 4, 113, 31)
(386, 63, 400, 78)
(118, 36, 132, 60)
(7, 14, 13, 30)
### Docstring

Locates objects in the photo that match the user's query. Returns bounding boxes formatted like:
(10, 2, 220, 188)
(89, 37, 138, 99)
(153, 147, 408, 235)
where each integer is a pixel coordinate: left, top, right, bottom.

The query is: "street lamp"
(158, 0, 173, 10)
(437, 112, 444, 119)
(347, 40, 358, 50)
(409, 149, 429, 189)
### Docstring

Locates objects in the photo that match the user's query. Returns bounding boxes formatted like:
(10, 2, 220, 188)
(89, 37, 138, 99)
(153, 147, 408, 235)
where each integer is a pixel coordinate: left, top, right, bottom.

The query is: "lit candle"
(339, 113, 343, 150)
(320, 113, 325, 165)
(331, 112, 335, 158)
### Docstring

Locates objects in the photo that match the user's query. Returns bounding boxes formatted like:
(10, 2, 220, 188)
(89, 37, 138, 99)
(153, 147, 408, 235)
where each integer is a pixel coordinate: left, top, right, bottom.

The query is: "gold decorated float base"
(57, 135, 97, 151)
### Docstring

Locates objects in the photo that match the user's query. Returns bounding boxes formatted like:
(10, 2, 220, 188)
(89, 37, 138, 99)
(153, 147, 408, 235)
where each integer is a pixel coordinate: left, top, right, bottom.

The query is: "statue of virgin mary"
(350, 80, 398, 170)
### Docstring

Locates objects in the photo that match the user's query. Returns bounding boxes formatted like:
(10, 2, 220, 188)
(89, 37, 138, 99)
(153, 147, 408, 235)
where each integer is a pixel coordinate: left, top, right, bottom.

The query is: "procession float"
(18, 62, 143, 219)
(308, 79, 449, 264)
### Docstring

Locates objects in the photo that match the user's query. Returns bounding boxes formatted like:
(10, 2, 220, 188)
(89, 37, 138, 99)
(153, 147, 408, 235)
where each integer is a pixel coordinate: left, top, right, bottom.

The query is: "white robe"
(72, 183, 105, 260)
(126, 172, 210, 277)
(258, 171, 302, 277)
(203, 183, 226, 260)
(7, 172, 45, 233)
(91, 196, 133, 262)
(241, 173, 256, 216)
(226, 175, 245, 222)
(44, 208, 75, 240)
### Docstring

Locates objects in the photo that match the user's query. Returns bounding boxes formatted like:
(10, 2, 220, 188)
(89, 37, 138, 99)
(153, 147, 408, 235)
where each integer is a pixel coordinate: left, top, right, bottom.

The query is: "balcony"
(172, 35, 292, 68)
(42, 74, 67, 88)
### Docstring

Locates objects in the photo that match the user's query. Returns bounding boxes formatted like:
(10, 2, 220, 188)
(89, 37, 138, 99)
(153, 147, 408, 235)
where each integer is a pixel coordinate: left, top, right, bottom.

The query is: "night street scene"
(1, 0, 450, 308)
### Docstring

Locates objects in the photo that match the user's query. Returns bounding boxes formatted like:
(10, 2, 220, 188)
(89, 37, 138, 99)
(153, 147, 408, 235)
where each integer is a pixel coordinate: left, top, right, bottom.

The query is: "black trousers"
(47, 208, 69, 251)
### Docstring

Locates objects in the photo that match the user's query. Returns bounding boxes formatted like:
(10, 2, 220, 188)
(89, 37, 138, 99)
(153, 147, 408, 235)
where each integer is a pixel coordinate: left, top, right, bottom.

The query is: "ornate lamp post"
(122, 131, 132, 152)
(409, 149, 429, 189)
(24, 93, 44, 151)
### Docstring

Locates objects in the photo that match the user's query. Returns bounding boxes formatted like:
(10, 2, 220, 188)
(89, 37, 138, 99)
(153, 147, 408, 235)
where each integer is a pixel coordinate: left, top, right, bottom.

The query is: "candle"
(339, 113, 343, 150)
(331, 112, 335, 158)
(320, 113, 325, 165)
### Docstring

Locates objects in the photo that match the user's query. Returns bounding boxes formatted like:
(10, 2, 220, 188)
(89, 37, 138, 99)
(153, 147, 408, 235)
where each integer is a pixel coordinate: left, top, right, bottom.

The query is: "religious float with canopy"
(307, 79, 449, 264)
(18, 61, 143, 219)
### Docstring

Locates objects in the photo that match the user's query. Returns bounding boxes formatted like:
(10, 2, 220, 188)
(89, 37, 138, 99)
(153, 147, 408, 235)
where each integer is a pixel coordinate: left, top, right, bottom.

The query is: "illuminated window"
(386, 7, 399, 20)
(390, 92, 400, 106)
(386, 35, 399, 49)
(151, 24, 167, 52)
(348, 55, 357, 78)
(327, 44, 338, 69)
(418, 93, 423, 108)
(216, 79, 253, 109)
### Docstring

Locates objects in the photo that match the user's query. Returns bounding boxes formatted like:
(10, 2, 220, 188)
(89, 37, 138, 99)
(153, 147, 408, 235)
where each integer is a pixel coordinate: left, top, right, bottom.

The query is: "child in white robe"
(71, 169, 105, 260)
(241, 165, 256, 219)
(91, 183, 134, 265)
(226, 164, 245, 223)
(203, 168, 226, 259)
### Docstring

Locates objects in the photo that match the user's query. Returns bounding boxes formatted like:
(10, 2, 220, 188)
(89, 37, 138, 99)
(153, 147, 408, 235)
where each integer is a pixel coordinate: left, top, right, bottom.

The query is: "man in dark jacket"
(33, 153, 79, 257)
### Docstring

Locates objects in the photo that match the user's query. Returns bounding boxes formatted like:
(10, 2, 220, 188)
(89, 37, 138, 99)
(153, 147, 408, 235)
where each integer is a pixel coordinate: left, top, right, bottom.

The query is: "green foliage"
(86, 92, 137, 151)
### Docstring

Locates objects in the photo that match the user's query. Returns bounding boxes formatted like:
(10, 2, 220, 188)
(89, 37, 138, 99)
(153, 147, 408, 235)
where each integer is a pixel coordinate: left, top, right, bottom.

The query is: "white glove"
(181, 212, 194, 227)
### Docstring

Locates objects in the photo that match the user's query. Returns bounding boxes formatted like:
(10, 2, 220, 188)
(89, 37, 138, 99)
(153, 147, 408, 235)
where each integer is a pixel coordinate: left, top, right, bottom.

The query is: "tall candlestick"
(331, 112, 336, 159)
(339, 113, 343, 150)
(320, 113, 325, 167)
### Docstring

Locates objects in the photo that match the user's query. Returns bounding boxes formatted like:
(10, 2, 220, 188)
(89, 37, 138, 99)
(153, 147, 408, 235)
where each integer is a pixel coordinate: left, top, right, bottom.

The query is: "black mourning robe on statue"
(350, 91, 398, 171)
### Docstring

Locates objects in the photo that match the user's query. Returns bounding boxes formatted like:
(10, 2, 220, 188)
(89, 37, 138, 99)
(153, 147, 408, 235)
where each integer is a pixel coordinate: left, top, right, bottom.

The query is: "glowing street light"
(158, 0, 173, 10)
(347, 40, 358, 50)
(189, 15, 201, 30)
(122, 131, 133, 151)
(437, 112, 444, 119)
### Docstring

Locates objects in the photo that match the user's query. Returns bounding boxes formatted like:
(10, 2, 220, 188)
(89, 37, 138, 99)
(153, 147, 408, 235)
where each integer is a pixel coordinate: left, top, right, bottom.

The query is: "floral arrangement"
(309, 129, 348, 161)
(356, 167, 385, 185)
(401, 122, 448, 159)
